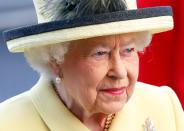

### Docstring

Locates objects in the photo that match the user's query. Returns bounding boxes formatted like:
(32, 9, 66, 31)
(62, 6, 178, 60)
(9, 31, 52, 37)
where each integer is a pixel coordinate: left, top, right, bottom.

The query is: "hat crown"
(33, 0, 137, 23)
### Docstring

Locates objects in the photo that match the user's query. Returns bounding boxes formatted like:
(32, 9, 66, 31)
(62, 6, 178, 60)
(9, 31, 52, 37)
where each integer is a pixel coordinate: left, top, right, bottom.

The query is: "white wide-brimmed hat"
(3, 0, 173, 53)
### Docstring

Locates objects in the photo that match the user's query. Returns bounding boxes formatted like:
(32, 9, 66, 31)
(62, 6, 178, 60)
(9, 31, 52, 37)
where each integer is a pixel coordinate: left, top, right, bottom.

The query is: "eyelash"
(92, 47, 135, 58)
(95, 51, 109, 56)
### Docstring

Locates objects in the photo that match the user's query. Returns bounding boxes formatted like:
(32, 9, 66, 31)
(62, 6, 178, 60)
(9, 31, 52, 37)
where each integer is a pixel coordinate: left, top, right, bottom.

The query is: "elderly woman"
(0, 0, 184, 131)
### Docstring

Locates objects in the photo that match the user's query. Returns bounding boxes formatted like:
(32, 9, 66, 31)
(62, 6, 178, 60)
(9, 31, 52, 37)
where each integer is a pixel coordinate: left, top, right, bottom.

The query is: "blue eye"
(125, 48, 135, 53)
(120, 47, 135, 57)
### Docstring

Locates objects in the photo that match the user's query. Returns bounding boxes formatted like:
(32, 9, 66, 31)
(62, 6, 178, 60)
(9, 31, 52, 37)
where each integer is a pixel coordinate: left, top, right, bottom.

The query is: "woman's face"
(60, 33, 139, 115)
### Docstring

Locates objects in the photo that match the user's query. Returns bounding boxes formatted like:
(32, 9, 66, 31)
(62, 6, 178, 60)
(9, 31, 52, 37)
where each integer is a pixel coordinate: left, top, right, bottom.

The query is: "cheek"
(62, 61, 95, 107)
(126, 54, 139, 78)
(62, 59, 108, 102)
(125, 55, 139, 98)
(73, 59, 108, 87)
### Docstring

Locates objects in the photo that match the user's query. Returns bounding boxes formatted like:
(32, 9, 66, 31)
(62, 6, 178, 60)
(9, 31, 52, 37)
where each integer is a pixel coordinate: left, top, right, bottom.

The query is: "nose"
(107, 53, 127, 80)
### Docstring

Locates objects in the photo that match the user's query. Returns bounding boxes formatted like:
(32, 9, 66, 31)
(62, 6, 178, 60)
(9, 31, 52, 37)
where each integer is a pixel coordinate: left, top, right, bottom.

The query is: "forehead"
(70, 33, 137, 50)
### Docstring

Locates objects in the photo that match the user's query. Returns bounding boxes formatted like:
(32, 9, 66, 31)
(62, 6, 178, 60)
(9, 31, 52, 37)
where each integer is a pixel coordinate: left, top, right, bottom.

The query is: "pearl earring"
(56, 77, 61, 84)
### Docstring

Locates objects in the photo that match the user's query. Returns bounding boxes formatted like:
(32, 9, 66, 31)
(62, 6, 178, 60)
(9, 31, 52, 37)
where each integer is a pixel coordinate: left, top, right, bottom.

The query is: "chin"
(100, 102, 125, 114)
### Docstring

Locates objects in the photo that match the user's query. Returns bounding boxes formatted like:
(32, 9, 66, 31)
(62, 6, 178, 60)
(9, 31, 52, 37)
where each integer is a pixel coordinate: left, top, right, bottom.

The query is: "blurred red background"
(138, 0, 184, 109)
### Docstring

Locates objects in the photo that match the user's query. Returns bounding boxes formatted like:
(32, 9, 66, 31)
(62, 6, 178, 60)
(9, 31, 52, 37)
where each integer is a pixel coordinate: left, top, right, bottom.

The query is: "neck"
(63, 94, 108, 131)
(82, 113, 107, 131)
(53, 82, 109, 131)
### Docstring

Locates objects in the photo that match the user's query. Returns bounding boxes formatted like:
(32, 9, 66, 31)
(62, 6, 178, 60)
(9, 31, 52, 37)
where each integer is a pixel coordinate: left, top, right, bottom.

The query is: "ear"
(48, 60, 60, 76)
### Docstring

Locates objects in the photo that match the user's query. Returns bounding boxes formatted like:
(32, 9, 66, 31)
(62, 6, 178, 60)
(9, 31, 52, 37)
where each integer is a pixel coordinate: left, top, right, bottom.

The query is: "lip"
(100, 87, 126, 96)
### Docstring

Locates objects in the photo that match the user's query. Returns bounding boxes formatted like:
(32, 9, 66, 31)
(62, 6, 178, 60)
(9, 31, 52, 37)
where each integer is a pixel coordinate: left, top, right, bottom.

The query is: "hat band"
(3, 6, 172, 42)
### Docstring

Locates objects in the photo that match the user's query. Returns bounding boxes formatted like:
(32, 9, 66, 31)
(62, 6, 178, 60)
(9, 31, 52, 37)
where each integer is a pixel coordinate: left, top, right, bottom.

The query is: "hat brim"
(3, 6, 173, 52)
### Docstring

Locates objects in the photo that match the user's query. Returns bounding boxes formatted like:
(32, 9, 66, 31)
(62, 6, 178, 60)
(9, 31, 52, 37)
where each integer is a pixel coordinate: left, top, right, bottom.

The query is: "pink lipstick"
(100, 87, 126, 96)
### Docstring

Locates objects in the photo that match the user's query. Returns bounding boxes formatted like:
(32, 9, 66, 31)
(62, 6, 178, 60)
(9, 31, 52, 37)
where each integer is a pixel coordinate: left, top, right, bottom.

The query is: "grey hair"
(134, 31, 152, 51)
(24, 42, 70, 78)
(40, 0, 127, 20)
(24, 31, 152, 77)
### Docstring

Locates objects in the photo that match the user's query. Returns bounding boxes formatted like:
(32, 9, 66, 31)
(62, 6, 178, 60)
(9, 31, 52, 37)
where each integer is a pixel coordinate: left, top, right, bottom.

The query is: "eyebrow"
(92, 36, 136, 49)
(94, 43, 111, 49)
(119, 38, 136, 46)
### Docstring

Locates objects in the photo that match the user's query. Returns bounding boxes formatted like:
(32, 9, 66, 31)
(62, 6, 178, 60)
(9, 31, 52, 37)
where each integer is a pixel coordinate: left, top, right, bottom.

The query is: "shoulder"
(133, 82, 182, 108)
(132, 82, 184, 130)
(134, 82, 182, 103)
(0, 92, 32, 119)
(0, 91, 48, 131)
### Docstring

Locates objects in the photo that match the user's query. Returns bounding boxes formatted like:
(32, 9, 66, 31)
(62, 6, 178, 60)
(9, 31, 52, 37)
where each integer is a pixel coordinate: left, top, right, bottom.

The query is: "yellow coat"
(0, 76, 184, 131)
